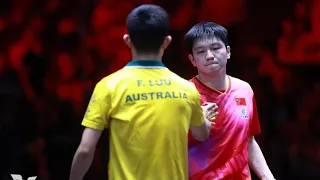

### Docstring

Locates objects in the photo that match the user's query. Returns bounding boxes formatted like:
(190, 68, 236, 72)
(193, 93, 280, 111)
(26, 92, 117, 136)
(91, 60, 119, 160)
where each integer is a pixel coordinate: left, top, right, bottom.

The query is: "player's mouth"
(205, 61, 219, 66)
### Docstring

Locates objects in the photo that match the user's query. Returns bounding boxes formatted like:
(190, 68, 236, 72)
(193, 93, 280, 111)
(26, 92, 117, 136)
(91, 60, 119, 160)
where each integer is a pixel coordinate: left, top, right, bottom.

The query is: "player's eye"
(211, 47, 221, 51)
(197, 51, 205, 54)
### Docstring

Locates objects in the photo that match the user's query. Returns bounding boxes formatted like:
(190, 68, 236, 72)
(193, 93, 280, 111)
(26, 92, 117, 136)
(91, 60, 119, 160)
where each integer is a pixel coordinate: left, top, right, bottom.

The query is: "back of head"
(184, 22, 228, 54)
(126, 4, 169, 54)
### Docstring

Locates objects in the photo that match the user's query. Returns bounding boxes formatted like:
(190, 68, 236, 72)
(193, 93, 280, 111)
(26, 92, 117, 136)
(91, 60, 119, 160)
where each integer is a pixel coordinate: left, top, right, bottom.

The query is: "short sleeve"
(190, 87, 205, 126)
(249, 96, 261, 136)
(82, 81, 111, 130)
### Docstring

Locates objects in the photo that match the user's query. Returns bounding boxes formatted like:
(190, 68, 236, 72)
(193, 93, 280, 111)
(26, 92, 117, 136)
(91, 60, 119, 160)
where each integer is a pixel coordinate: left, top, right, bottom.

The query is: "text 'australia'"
(126, 91, 187, 103)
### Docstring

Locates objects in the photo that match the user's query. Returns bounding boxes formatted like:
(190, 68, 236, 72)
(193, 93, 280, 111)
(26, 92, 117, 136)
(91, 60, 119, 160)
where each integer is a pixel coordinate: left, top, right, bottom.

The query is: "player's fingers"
(202, 101, 212, 107)
(211, 105, 218, 111)
(202, 101, 208, 106)
(208, 121, 215, 127)
(206, 111, 217, 120)
(210, 111, 219, 119)
(205, 103, 218, 111)
(212, 111, 219, 117)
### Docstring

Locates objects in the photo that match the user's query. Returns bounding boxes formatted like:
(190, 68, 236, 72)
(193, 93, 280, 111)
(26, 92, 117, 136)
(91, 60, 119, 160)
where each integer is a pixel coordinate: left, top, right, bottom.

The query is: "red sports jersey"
(188, 75, 261, 180)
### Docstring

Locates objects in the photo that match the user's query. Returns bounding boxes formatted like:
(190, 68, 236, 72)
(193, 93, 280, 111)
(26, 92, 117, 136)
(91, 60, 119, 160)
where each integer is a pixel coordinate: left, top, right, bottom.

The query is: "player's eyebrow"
(194, 42, 221, 49)
(193, 46, 205, 50)
(210, 42, 223, 46)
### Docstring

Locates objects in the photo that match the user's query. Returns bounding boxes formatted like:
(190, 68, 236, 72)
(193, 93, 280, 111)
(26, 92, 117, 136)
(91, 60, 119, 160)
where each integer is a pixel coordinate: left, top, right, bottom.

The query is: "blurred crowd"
(0, 0, 319, 179)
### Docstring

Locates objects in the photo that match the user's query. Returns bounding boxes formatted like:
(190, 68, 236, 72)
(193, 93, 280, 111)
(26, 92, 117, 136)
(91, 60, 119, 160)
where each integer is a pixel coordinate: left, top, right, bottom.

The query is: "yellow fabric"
(82, 61, 204, 180)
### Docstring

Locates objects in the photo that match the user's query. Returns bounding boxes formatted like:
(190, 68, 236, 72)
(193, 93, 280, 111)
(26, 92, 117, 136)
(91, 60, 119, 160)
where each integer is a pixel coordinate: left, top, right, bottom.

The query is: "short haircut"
(184, 22, 228, 54)
(126, 4, 170, 54)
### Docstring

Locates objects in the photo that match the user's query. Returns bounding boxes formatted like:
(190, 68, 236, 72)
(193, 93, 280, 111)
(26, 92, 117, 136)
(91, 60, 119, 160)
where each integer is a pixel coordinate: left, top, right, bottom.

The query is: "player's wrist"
(205, 119, 214, 128)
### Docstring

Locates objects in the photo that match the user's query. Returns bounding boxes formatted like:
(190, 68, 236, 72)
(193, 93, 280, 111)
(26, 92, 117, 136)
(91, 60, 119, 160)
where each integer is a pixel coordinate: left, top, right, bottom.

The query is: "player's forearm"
(69, 148, 95, 180)
(248, 137, 275, 180)
(204, 119, 212, 137)
(190, 119, 211, 141)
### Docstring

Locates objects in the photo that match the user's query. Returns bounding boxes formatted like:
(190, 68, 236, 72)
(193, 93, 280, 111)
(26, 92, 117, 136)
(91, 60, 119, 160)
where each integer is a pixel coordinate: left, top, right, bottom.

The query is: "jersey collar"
(195, 75, 231, 95)
(125, 60, 167, 69)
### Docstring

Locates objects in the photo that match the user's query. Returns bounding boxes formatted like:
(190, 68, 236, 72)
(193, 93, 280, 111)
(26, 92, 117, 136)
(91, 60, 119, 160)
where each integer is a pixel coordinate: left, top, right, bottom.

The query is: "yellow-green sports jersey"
(82, 60, 204, 180)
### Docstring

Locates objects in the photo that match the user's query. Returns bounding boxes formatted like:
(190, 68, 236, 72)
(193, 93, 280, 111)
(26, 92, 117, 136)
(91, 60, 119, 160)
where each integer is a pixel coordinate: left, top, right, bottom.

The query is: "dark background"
(0, 0, 320, 179)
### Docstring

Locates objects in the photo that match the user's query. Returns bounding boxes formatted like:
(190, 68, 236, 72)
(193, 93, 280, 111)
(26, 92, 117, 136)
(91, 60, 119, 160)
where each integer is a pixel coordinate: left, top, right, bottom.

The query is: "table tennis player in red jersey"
(184, 22, 275, 180)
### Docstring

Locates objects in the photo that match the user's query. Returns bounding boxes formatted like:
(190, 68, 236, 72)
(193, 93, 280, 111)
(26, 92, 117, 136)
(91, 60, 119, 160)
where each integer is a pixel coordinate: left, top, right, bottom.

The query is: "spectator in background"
(277, 1, 312, 64)
(293, 0, 320, 63)
(197, 0, 247, 27)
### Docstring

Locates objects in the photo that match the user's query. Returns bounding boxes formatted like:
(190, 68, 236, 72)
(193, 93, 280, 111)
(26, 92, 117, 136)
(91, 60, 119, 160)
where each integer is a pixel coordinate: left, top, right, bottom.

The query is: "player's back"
(106, 60, 199, 180)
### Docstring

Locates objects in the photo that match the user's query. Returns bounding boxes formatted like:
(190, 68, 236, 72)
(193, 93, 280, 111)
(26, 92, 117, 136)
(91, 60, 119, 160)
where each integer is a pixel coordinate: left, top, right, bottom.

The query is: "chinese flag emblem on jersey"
(235, 97, 246, 106)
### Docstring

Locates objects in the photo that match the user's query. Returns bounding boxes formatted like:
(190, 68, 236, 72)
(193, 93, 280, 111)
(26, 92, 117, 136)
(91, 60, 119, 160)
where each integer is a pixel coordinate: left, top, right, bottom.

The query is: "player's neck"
(198, 71, 227, 91)
(132, 52, 162, 61)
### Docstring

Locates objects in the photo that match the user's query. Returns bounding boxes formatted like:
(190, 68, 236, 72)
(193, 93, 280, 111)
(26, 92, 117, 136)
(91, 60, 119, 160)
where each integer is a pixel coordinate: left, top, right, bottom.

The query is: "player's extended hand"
(201, 101, 219, 123)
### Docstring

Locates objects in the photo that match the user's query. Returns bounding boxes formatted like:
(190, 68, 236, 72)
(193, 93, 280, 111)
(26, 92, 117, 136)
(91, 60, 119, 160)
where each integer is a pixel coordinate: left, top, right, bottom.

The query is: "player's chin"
(206, 65, 221, 73)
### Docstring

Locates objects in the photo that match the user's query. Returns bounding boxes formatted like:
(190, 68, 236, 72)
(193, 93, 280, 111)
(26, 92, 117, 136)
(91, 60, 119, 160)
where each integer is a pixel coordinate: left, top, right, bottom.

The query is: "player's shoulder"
(168, 71, 199, 92)
(188, 76, 197, 83)
(229, 75, 253, 91)
(187, 76, 200, 91)
(96, 69, 127, 89)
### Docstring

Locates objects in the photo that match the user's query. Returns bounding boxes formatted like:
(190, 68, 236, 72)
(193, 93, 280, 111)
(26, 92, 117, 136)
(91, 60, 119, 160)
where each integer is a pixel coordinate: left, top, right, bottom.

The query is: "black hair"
(184, 22, 228, 54)
(126, 4, 169, 54)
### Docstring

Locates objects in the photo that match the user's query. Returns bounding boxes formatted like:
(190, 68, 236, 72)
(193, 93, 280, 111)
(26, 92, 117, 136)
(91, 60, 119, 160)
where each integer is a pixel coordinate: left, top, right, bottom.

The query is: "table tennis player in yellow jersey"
(69, 4, 217, 180)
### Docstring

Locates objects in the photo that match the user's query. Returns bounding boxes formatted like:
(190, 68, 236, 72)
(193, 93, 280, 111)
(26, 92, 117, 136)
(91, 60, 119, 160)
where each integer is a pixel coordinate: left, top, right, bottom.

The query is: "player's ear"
(161, 35, 172, 50)
(226, 46, 231, 59)
(123, 34, 133, 49)
(188, 54, 196, 67)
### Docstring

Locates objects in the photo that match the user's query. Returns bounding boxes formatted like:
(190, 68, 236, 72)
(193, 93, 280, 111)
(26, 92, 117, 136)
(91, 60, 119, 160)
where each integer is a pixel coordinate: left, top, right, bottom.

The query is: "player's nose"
(206, 50, 214, 60)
